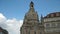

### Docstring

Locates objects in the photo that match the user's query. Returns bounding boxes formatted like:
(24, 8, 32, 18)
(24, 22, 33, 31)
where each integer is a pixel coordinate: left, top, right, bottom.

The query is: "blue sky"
(0, 0, 60, 20)
(0, 0, 60, 34)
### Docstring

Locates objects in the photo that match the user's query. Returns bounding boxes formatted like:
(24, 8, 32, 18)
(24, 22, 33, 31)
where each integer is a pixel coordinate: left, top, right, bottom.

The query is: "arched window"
(31, 5, 33, 7)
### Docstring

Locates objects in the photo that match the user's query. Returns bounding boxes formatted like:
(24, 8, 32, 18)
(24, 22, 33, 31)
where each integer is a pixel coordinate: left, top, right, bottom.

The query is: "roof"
(44, 12, 60, 18)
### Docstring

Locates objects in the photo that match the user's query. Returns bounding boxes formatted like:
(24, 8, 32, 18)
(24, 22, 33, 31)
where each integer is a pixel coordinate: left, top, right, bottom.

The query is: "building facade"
(44, 12, 60, 34)
(0, 27, 8, 34)
(20, 1, 60, 34)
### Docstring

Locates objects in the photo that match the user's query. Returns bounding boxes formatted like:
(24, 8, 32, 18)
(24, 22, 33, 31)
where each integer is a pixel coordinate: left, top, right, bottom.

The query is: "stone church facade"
(20, 1, 60, 34)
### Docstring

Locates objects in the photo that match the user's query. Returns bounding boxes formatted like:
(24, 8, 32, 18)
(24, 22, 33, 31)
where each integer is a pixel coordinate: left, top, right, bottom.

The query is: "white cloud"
(0, 13, 7, 28)
(0, 13, 23, 34)
(20, 20, 23, 28)
(0, 13, 6, 23)
(0, 13, 6, 19)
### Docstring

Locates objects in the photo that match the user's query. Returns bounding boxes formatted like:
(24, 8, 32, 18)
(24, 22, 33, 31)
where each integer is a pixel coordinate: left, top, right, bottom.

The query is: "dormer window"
(32, 5, 33, 7)
(51, 14, 54, 17)
(56, 13, 59, 16)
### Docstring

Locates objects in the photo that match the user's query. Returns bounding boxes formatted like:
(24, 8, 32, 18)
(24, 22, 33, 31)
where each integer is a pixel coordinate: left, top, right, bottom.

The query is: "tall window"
(40, 32, 42, 34)
(34, 31, 36, 34)
(28, 29, 30, 34)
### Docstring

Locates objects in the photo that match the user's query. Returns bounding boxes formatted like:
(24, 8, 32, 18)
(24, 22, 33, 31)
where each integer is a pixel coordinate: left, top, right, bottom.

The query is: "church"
(20, 1, 60, 34)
